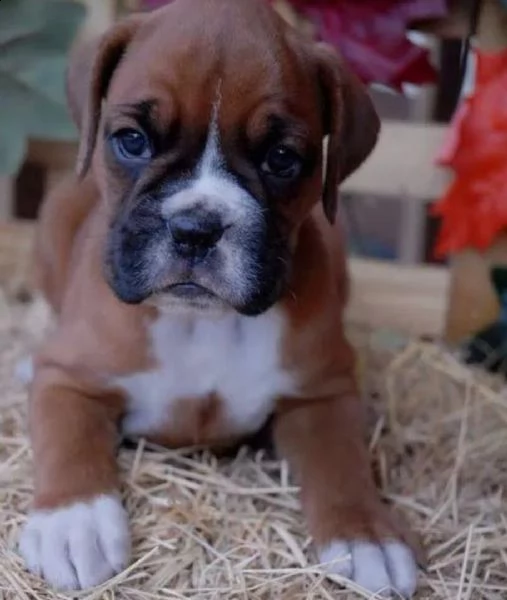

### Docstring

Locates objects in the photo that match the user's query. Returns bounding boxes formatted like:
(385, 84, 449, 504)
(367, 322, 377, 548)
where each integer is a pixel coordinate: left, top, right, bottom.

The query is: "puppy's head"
(68, 0, 379, 316)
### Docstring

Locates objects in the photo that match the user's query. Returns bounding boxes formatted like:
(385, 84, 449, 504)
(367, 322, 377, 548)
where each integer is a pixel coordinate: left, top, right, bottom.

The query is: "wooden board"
(347, 257, 450, 337)
(343, 121, 450, 200)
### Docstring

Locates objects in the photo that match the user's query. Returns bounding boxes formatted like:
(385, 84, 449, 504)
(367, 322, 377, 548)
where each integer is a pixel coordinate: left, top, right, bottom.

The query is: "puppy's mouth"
(164, 282, 216, 300)
(145, 281, 228, 314)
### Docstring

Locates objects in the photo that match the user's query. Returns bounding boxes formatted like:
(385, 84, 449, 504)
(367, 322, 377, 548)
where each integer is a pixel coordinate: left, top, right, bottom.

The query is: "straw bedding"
(1, 284, 507, 599)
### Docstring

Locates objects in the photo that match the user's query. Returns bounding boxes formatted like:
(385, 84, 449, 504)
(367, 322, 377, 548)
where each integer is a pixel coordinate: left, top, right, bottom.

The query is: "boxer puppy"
(18, 0, 420, 595)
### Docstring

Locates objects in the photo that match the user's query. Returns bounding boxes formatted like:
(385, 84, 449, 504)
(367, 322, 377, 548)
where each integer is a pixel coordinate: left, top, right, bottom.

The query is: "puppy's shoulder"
(34, 175, 99, 313)
(287, 206, 349, 316)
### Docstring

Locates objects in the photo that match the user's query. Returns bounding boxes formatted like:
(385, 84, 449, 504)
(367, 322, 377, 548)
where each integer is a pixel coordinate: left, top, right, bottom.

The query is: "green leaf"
(0, 77, 77, 141)
(0, 0, 86, 175)
(0, 0, 46, 46)
(0, 128, 27, 176)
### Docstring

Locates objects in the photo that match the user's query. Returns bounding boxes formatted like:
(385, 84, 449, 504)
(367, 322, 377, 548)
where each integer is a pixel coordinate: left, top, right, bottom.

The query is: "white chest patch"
(117, 308, 297, 439)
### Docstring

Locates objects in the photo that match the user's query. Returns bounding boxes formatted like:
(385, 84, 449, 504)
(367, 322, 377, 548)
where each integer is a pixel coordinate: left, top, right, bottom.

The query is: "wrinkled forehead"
(106, 13, 321, 136)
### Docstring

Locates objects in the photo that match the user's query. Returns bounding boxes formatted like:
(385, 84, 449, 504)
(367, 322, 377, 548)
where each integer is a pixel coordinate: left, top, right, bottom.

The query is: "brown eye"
(262, 145, 302, 179)
(112, 129, 152, 161)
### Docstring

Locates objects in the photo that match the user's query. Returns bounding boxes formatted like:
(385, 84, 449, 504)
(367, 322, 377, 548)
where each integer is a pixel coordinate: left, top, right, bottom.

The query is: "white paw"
(15, 355, 34, 385)
(18, 495, 130, 591)
(319, 540, 417, 598)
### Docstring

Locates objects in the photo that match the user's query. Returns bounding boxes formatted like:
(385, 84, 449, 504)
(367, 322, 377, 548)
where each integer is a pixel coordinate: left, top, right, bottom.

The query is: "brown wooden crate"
(348, 258, 449, 338)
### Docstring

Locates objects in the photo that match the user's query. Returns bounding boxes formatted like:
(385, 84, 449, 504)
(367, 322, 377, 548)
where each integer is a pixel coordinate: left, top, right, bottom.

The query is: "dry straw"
(1, 290, 507, 599)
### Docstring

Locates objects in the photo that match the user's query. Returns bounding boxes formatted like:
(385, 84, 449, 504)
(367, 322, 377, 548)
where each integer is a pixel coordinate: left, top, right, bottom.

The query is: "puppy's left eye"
(112, 129, 152, 162)
(262, 145, 302, 179)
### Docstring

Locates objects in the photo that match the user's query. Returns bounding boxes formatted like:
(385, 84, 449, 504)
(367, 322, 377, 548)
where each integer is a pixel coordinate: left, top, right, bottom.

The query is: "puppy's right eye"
(112, 129, 152, 162)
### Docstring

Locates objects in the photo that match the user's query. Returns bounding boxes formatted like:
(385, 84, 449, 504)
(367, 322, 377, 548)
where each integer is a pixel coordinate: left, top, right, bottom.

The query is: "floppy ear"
(315, 43, 380, 224)
(66, 16, 143, 178)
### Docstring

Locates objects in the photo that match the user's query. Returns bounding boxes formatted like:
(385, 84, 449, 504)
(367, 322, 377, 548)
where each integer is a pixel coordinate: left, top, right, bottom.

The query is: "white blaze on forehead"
(198, 81, 224, 176)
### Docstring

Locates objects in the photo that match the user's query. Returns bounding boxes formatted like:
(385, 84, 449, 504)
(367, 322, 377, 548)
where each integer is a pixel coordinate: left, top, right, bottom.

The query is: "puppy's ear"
(66, 16, 143, 178)
(314, 43, 380, 224)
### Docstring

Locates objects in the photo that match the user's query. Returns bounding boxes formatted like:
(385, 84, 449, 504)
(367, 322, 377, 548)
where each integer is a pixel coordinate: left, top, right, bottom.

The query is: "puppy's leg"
(274, 390, 420, 598)
(18, 367, 129, 591)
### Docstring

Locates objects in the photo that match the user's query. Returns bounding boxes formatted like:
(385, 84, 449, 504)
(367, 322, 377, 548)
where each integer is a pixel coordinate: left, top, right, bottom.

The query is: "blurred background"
(1, 0, 507, 346)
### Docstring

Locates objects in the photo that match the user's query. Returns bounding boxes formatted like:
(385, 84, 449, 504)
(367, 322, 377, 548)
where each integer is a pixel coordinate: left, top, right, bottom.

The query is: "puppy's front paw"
(319, 539, 417, 598)
(315, 501, 421, 598)
(18, 494, 130, 591)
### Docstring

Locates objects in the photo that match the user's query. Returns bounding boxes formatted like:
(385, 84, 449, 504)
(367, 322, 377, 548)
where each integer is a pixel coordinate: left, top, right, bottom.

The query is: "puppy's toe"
(319, 539, 417, 598)
(14, 356, 34, 385)
(18, 494, 130, 591)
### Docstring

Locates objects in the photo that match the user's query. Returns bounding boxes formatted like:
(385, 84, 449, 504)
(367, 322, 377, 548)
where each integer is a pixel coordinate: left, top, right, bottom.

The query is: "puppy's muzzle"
(168, 208, 225, 262)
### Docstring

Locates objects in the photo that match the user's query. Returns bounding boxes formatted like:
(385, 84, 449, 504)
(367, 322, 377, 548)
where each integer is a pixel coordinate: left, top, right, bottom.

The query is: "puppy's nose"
(169, 210, 225, 259)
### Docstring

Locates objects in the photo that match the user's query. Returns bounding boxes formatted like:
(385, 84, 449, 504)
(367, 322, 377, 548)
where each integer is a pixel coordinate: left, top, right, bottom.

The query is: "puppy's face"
(70, 0, 379, 316)
(101, 50, 321, 316)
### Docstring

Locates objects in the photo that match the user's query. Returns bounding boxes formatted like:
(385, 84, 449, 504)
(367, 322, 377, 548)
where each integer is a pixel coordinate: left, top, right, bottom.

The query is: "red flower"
(270, 0, 445, 88)
(433, 48, 507, 256)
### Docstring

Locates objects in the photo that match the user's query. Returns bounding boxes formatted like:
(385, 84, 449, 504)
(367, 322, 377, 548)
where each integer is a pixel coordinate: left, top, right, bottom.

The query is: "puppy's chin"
(133, 276, 284, 317)
(145, 293, 228, 317)
(144, 287, 283, 318)
(144, 284, 229, 316)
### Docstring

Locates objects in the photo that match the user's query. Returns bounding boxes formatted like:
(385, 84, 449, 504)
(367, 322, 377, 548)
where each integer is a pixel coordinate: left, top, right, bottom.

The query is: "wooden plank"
(343, 121, 450, 200)
(347, 257, 449, 337)
(445, 237, 507, 344)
